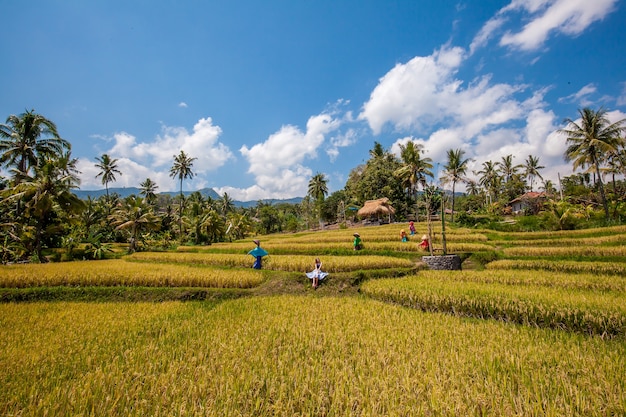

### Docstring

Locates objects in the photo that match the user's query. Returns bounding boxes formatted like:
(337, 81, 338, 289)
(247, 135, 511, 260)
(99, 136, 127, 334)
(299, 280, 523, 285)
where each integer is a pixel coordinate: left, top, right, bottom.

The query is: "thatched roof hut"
(357, 198, 396, 221)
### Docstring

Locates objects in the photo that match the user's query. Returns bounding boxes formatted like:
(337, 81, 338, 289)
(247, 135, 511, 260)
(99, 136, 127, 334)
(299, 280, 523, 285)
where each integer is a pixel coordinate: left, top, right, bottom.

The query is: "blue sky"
(2, 0, 625, 200)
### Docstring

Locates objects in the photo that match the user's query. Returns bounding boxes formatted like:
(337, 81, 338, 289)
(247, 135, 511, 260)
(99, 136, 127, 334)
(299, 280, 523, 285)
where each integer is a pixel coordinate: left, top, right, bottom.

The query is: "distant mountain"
(72, 187, 302, 207)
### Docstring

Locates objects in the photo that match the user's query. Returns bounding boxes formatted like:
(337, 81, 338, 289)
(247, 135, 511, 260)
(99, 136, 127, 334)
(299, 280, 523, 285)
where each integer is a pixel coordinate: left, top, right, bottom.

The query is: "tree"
(109, 196, 161, 253)
(475, 160, 500, 206)
(169, 150, 196, 237)
(3, 158, 84, 261)
(524, 154, 544, 192)
(560, 107, 626, 219)
(94, 154, 121, 197)
(0, 110, 70, 185)
(440, 148, 471, 222)
(394, 141, 433, 219)
(218, 192, 235, 216)
(498, 154, 522, 183)
(139, 178, 158, 205)
(308, 172, 328, 227)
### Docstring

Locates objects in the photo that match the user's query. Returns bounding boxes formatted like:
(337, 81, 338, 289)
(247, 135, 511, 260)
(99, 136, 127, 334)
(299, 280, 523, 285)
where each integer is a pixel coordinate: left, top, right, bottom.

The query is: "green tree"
(308, 172, 329, 227)
(0, 110, 70, 185)
(94, 154, 121, 198)
(497, 154, 522, 183)
(169, 150, 196, 237)
(3, 158, 84, 261)
(440, 148, 471, 222)
(393, 141, 433, 220)
(109, 196, 161, 253)
(139, 178, 159, 205)
(560, 107, 626, 219)
(523, 154, 544, 192)
(475, 160, 500, 206)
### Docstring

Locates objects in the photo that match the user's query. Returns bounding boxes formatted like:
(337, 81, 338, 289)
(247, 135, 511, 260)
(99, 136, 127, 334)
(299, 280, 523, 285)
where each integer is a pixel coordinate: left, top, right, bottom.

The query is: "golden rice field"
(2, 221, 626, 415)
(1, 297, 624, 417)
(127, 251, 416, 272)
(0, 259, 265, 288)
(487, 259, 626, 275)
(361, 273, 626, 338)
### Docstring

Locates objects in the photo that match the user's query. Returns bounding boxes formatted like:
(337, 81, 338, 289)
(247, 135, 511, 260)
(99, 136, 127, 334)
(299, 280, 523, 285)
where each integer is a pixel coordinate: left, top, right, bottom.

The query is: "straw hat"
(421, 235, 428, 240)
(353, 233, 360, 237)
(253, 240, 260, 245)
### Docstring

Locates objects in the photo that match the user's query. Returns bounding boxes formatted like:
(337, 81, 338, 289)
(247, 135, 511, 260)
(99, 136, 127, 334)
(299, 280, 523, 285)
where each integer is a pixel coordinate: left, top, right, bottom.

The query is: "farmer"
(306, 257, 328, 289)
(248, 239, 268, 269)
(409, 221, 416, 235)
(353, 232, 362, 250)
(419, 234, 430, 251)
(400, 229, 408, 242)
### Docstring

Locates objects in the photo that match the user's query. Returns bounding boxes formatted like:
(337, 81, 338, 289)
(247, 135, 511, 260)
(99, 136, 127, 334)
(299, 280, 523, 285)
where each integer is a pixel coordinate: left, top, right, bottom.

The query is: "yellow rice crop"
(128, 252, 415, 272)
(0, 259, 264, 288)
(487, 259, 626, 275)
(492, 234, 626, 247)
(502, 246, 626, 257)
(361, 275, 626, 338)
(1, 297, 624, 416)
(179, 240, 493, 254)
(416, 269, 626, 292)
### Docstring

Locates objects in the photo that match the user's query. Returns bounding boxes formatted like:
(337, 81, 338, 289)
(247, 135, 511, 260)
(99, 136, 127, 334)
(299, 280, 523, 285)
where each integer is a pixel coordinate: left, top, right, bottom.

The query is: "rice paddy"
(1, 221, 625, 416)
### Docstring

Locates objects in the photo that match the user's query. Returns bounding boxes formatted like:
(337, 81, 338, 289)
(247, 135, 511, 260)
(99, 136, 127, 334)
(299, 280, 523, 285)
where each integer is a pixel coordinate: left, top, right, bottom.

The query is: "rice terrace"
(1, 223, 625, 416)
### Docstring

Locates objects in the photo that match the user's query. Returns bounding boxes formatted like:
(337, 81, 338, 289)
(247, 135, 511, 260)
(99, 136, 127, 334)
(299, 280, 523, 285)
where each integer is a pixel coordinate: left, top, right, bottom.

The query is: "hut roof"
(357, 198, 396, 217)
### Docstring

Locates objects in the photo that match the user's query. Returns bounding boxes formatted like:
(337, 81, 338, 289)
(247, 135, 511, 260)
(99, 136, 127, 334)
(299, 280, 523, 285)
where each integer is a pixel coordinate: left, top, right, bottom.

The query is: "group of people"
(248, 221, 428, 289)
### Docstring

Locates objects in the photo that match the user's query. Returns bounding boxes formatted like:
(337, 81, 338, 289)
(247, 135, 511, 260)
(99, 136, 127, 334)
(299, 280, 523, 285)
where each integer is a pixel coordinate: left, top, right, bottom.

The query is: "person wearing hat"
(400, 229, 408, 242)
(409, 221, 416, 235)
(353, 232, 362, 250)
(419, 234, 429, 251)
(248, 239, 268, 269)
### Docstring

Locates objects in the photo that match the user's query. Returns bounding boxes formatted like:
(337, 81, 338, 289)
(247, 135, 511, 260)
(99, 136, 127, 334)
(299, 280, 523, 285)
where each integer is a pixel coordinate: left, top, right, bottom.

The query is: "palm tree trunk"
(451, 181, 456, 223)
(595, 164, 610, 219)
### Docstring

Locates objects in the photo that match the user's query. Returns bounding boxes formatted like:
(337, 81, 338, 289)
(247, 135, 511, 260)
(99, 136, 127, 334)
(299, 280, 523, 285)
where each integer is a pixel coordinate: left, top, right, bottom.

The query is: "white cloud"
(79, 117, 233, 192)
(359, 45, 466, 134)
(238, 112, 342, 199)
(499, 0, 618, 51)
(178, 102, 188, 108)
(470, 16, 507, 55)
(558, 83, 597, 106)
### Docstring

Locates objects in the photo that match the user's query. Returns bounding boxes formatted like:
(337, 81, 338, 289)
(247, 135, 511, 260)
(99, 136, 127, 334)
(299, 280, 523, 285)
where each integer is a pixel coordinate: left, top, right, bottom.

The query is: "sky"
(2, 0, 626, 201)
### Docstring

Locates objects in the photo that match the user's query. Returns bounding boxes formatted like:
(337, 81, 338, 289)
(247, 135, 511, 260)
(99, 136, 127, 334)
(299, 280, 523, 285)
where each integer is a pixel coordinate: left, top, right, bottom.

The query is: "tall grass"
(1, 297, 624, 416)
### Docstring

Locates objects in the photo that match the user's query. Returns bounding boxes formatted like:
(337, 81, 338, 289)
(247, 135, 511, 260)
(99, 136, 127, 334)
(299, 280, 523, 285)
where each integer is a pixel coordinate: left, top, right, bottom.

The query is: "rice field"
(2, 221, 626, 415)
(1, 297, 624, 416)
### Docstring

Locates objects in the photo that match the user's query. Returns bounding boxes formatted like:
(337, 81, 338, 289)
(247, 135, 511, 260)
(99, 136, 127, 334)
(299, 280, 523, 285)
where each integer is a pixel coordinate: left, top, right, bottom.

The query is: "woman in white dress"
(306, 257, 328, 289)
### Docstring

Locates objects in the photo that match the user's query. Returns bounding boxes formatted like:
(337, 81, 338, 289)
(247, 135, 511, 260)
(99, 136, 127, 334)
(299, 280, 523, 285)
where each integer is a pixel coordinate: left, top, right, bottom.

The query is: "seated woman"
(419, 234, 430, 251)
(305, 257, 328, 289)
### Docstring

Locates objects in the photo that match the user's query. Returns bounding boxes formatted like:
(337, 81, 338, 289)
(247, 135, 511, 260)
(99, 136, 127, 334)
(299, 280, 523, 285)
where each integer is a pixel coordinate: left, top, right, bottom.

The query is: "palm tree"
(475, 160, 499, 205)
(94, 154, 121, 197)
(394, 141, 433, 217)
(440, 148, 472, 222)
(308, 172, 329, 227)
(4, 158, 84, 261)
(560, 107, 626, 218)
(218, 192, 235, 216)
(169, 150, 196, 236)
(497, 154, 522, 183)
(139, 178, 159, 205)
(0, 110, 70, 185)
(523, 154, 544, 192)
(109, 196, 161, 253)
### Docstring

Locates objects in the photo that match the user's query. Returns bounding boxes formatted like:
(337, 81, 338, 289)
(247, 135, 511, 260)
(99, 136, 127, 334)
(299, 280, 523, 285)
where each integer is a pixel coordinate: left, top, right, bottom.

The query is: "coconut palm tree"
(94, 154, 121, 197)
(308, 172, 329, 227)
(139, 178, 159, 205)
(218, 192, 235, 216)
(0, 110, 70, 185)
(440, 148, 472, 222)
(169, 150, 196, 237)
(560, 107, 626, 219)
(523, 154, 544, 192)
(109, 196, 160, 253)
(4, 158, 84, 261)
(497, 154, 522, 183)
(475, 160, 500, 205)
(394, 141, 433, 217)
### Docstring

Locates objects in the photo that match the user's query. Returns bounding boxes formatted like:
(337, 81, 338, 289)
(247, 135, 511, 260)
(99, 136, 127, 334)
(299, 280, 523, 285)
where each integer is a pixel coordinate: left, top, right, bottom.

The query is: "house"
(509, 192, 547, 215)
